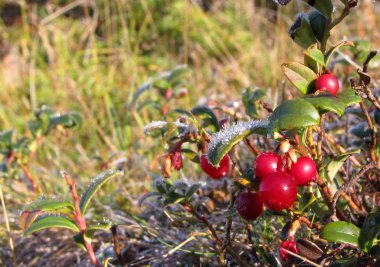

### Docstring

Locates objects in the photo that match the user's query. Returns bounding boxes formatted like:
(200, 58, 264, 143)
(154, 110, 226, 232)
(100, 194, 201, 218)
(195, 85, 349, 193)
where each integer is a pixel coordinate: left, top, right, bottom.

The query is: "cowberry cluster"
(235, 151, 317, 221)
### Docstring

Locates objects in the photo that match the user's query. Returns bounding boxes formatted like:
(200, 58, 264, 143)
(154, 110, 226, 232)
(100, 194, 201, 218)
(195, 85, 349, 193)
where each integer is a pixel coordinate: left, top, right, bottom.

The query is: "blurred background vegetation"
(0, 0, 379, 265)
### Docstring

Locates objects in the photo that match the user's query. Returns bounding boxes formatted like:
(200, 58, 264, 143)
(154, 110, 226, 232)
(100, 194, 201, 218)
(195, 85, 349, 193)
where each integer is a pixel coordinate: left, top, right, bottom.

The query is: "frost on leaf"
(207, 120, 269, 166)
(143, 121, 189, 136)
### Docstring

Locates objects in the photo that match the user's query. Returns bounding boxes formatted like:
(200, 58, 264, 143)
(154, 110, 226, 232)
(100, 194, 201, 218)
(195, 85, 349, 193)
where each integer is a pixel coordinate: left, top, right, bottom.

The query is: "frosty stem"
(62, 171, 101, 267)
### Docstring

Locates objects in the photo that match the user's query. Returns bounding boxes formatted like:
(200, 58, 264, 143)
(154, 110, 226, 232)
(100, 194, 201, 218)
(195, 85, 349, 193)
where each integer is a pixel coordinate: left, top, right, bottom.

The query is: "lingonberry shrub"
(0, 106, 82, 193)
(140, 2, 380, 265)
(17, 1, 379, 266)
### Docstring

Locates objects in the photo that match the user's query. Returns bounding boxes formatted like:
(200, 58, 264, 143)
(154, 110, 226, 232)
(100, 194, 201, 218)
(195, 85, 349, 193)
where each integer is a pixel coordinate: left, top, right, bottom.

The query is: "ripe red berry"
(254, 152, 282, 179)
(315, 73, 339, 96)
(235, 192, 263, 221)
(259, 172, 297, 211)
(280, 240, 298, 261)
(200, 154, 230, 179)
(288, 156, 317, 186)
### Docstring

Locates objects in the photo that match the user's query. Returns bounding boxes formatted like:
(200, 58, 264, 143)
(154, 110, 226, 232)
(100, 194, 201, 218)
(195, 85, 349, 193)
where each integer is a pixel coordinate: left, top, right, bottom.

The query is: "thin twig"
(330, 163, 378, 220)
(182, 204, 250, 267)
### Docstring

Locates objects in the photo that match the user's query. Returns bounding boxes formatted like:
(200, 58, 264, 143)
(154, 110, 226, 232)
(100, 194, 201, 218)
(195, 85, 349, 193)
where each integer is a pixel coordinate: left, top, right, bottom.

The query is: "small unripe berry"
(288, 156, 317, 186)
(200, 154, 230, 179)
(235, 192, 263, 221)
(280, 240, 298, 261)
(259, 172, 297, 211)
(315, 73, 339, 96)
(254, 152, 282, 179)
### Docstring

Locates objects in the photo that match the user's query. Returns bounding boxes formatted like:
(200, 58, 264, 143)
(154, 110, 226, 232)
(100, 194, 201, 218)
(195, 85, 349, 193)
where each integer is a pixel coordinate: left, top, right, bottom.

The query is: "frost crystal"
(143, 121, 189, 135)
(207, 119, 269, 164)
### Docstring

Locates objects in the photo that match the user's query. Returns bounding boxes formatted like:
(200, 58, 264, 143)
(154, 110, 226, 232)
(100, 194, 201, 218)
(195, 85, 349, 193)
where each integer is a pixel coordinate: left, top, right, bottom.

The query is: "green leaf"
(269, 99, 320, 132)
(0, 130, 14, 147)
(359, 208, 380, 252)
(23, 199, 74, 213)
(133, 65, 188, 104)
(181, 148, 200, 163)
(307, 10, 327, 42)
(24, 216, 79, 235)
(48, 111, 82, 132)
(330, 258, 358, 267)
(163, 195, 185, 206)
(84, 221, 112, 241)
(304, 44, 326, 73)
(242, 87, 266, 118)
(79, 170, 122, 214)
(299, 192, 317, 212)
(304, 94, 346, 116)
(73, 234, 86, 251)
(185, 183, 204, 199)
(326, 150, 360, 182)
(191, 106, 218, 132)
(143, 121, 188, 137)
(207, 120, 269, 166)
(304, 0, 333, 19)
(321, 221, 360, 246)
(281, 62, 317, 95)
(325, 41, 354, 66)
(336, 90, 361, 107)
(289, 14, 318, 49)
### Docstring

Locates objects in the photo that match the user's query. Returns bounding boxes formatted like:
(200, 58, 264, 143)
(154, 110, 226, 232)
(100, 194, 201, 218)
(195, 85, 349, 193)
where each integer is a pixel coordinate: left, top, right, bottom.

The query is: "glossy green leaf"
(336, 90, 361, 107)
(281, 62, 317, 95)
(289, 14, 318, 49)
(325, 41, 354, 66)
(191, 106, 218, 132)
(321, 221, 360, 246)
(326, 150, 360, 182)
(207, 120, 269, 165)
(303, 0, 333, 18)
(359, 208, 380, 252)
(79, 170, 122, 214)
(23, 199, 74, 213)
(269, 99, 320, 132)
(24, 216, 79, 235)
(304, 44, 326, 72)
(299, 192, 317, 212)
(307, 10, 327, 42)
(242, 87, 266, 118)
(304, 94, 346, 116)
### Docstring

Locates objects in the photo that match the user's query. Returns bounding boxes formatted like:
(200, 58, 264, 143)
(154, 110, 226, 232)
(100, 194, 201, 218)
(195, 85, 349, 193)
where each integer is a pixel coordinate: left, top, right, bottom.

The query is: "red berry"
(280, 240, 298, 261)
(315, 73, 339, 96)
(289, 156, 317, 186)
(259, 172, 297, 211)
(235, 192, 263, 221)
(254, 152, 282, 179)
(200, 154, 230, 179)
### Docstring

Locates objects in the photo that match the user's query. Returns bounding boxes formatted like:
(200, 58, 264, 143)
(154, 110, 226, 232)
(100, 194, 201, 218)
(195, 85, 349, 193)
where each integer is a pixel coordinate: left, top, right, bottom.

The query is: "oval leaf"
(321, 221, 360, 246)
(325, 41, 354, 66)
(79, 170, 122, 214)
(359, 208, 380, 252)
(207, 120, 269, 166)
(336, 90, 361, 107)
(269, 99, 320, 132)
(191, 106, 218, 132)
(24, 216, 79, 235)
(326, 150, 360, 182)
(289, 14, 318, 49)
(304, 44, 326, 71)
(282, 62, 317, 95)
(304, 94, 346, 116)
